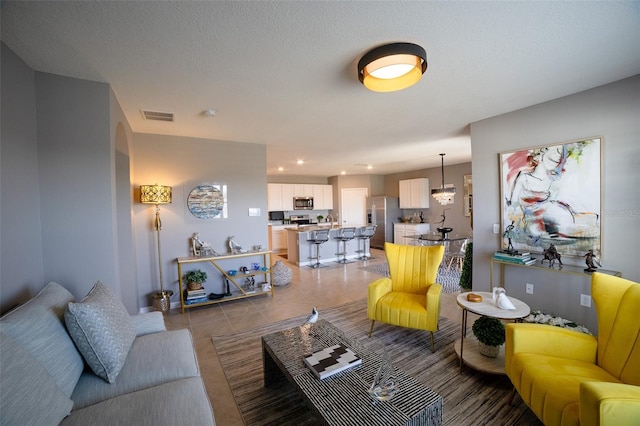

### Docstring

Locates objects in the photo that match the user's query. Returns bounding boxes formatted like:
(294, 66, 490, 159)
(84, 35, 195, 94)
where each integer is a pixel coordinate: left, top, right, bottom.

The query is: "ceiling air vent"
(141, 110, 174, 122)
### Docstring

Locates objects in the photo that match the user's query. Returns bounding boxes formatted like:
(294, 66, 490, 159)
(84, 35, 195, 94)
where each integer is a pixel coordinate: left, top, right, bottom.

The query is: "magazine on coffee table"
(303, 343, 362, 380)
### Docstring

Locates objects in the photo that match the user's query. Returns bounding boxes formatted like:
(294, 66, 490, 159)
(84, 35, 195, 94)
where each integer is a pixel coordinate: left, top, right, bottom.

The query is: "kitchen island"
(285, 225, 365, 266)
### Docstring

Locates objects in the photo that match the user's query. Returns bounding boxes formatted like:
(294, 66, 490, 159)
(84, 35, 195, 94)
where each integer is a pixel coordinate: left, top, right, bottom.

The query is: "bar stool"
(334, 227, 356, 264)
(307, 229, 330, 268)
(355, 225, 376, 260)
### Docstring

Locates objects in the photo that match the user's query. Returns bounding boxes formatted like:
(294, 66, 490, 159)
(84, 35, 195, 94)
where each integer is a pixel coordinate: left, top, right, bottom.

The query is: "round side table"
(455, 291, 530, 374)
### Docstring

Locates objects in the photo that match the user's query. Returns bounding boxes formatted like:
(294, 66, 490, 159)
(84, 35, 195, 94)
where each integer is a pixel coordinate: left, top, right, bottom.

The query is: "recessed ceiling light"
(367, 165, 373, 170)
(341, 171, 346, 175)
(297, 160, 304, 165)
(278, 167, 284, 172)
(202, 109, 216, 117)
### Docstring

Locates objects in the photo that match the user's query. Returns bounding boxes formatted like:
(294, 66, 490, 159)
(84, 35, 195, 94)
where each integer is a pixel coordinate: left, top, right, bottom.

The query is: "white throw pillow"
(65, 282, 136, 383)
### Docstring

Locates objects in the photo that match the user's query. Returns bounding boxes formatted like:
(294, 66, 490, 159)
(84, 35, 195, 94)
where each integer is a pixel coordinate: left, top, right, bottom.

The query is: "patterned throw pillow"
(65, 282, 136, 383)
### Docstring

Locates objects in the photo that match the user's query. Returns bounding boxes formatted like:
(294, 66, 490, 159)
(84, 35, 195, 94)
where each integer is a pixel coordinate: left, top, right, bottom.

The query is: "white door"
(340, 188, 368, 226)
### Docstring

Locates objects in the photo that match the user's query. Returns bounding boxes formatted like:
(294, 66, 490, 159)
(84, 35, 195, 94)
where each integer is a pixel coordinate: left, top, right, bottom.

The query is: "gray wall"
(34, 72, 118, 300)
(0, 44, 44, 312)
(131, 134, 268, 308)
(470, 75, 640, 333)
(385, 162, 473, 236)
(328, 174, 385, 217)
(0, 42, 269, 314)
(1, 43, 132, 313)
(111, 93, 137, 314)
(2, 39, 636, 322)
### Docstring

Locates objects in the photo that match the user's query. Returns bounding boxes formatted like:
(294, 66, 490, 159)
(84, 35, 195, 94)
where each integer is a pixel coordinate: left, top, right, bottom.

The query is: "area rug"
(212, 299, 541, 426)
(358, 263, 462, 294)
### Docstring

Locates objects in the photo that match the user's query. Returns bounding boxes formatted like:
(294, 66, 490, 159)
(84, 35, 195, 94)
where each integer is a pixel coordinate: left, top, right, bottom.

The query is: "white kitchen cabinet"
(267, 183, 283, 211)
(281, 184, 294, 210)
(269, 183, 331, 211)
(394, 223, 430, 245)
(293, 184, 314, 197)
(394, 224, 406, 246)
(312, 184, 333, 210)
(399, 178, 430, 209)
(267, 184, 294, 211)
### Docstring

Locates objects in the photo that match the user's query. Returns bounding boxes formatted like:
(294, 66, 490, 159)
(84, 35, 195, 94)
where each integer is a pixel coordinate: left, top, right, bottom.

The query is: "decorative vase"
(369, 347, 400, 401)
(478, 341, 500, 358)
(272, 260, 293, 286)
(151, 290, 173, 314)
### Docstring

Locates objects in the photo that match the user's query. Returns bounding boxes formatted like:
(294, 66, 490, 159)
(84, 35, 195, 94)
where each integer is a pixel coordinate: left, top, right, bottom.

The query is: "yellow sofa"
(505, 272, 640, 425)
(367, 242, 445, 352)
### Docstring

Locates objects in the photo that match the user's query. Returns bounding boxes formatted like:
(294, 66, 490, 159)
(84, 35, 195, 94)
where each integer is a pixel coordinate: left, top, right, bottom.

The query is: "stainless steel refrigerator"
(367, 196, 401, 249)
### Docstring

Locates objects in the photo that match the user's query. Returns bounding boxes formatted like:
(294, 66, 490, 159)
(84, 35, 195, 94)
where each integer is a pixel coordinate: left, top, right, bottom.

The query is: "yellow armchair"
(505, 273, 640, 426)
(367, 242, 445, 352)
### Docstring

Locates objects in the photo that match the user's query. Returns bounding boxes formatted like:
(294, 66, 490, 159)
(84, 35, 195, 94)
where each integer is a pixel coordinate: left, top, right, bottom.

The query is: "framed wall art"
(499, 137, 601, 257)
(187, 183, 228, 220)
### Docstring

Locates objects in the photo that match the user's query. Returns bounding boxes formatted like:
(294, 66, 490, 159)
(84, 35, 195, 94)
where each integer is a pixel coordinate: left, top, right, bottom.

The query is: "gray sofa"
(0, 281, 215, 425)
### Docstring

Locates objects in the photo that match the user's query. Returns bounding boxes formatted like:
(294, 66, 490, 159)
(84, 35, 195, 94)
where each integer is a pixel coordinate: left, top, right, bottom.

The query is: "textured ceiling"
(2, 1, 638, 176)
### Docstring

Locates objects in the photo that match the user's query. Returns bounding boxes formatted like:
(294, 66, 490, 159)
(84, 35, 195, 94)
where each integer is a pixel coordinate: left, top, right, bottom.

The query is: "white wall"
(131, 134, 268, 309)
(470, 75, 640, 333)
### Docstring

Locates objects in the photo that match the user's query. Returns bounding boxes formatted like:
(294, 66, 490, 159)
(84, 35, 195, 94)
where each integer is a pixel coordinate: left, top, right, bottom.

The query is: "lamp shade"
(431, 187, 456, 205)
(358, 42, 427, 92)
(140, 184, 172, 204)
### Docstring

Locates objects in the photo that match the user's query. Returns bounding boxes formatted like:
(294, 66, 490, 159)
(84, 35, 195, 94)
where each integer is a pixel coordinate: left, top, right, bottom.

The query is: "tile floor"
(163, 249, 465, 426)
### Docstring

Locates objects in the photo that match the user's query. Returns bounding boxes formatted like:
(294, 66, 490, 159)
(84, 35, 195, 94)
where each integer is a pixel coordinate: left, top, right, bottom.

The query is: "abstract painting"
(187, 184, 228, 219)
(499, 137, 601, 257)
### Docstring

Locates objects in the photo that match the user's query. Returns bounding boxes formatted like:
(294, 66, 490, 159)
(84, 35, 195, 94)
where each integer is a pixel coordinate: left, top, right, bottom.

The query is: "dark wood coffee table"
(261, 319, 442, 426)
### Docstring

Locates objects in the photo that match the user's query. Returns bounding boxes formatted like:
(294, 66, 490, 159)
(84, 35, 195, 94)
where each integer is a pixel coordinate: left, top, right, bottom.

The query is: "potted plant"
(184, 269, 207, 291)
(316, 215, 324, 223)
(472, 316, 505, 358)
(459, 241, 473, 291)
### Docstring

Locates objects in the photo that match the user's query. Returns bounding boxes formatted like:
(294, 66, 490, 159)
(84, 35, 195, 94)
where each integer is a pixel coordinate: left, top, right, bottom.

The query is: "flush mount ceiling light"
(431, 153, 456, 205)
(358, 42, 427, 92)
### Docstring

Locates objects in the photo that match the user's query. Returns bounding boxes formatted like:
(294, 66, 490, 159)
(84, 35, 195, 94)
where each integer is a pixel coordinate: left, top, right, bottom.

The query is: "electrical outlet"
(493, 224, 500, 234)
(526, 283, 534, 294)
(580, 294, 592, 307)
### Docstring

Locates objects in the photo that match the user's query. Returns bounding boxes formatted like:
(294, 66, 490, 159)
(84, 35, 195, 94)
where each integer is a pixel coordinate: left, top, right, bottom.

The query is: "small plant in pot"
(472, 316, 505, 358)
(458, 241, 473, 291)
(184, 269, 207, 291)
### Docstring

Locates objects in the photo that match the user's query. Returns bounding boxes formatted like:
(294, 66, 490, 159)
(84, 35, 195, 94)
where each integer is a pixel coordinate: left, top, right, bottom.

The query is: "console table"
(176, 250, 273, 313)
(490, 257, 621, 290)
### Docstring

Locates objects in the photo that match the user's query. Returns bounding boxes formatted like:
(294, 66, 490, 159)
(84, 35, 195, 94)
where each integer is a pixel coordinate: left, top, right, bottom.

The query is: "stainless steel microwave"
(293, 197, 313, 210)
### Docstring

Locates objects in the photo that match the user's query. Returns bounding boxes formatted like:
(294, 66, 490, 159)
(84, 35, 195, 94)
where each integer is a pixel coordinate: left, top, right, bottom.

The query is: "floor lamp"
(140, 184, 173, 313)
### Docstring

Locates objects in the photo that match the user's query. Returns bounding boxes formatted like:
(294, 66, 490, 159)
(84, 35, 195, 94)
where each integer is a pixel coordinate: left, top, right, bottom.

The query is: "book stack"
(303, 344, 362, 380)
(184, 286, 208, 305)
(493, 250, 536, 265)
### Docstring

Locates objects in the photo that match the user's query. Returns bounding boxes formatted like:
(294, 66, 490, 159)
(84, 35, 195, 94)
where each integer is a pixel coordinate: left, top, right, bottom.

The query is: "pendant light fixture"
(358, 42, 427, 92)
(431, 153, 456, 205)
